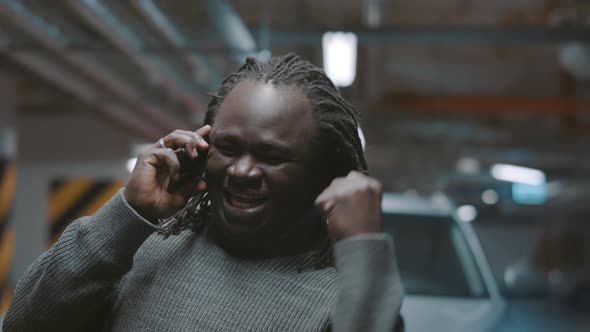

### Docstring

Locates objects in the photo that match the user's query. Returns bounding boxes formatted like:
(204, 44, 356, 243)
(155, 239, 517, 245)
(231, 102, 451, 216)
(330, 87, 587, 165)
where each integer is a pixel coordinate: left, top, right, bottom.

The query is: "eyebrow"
(212, 133, 296, 156)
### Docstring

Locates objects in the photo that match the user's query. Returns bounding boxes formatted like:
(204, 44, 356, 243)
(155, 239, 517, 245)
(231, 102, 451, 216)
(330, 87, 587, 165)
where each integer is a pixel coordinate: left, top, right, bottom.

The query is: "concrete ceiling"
(1, 0, 589, 221)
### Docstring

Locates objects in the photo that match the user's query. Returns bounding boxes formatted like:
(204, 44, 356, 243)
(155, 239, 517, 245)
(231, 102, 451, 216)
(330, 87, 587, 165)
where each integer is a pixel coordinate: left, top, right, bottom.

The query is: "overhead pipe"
(130, 0, 223, 89)
(67, 0, 204, 113)
(188, 26, 590, 46)
(206, 0, 257, 64)
(0, 0, 186, 132)
(19, 26, 589, 54)
(383, 94, 588, 114)
(2, 48, 161, 140)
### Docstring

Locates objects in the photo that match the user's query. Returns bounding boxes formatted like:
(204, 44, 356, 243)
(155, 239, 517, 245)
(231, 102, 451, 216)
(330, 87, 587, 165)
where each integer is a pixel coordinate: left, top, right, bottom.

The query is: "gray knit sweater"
(3, 190, 403, 332)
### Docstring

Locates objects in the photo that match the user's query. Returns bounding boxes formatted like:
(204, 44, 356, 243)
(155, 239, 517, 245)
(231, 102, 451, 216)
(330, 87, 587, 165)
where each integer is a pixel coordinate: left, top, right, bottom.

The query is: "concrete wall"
(8, 111, 134, 284)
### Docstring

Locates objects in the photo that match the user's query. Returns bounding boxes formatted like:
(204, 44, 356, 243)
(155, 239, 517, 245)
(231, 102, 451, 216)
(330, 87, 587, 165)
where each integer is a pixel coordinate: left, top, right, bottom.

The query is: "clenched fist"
(315, 171, 383, 241)
(123, 125, 211, 223)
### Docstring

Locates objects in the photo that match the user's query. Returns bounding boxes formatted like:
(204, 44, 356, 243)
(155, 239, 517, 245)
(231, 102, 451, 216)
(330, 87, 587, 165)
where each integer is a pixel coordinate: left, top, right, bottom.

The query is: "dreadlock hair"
(157, 53, 368, 271)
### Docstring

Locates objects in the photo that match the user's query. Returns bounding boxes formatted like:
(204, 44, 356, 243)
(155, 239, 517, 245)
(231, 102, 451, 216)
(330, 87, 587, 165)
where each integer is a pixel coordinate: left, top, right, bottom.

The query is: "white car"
(381, 193, 506, 332)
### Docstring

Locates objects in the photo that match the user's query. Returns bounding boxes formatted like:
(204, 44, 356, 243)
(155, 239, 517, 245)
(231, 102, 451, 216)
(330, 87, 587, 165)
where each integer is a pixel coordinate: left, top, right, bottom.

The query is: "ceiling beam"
(0, 0, 186, 133)
(68, 0, 204, 113)
(10, 26, 588, 55)
(265, 26, 590, 45)
(185, 26, 590, 47)
(382, 94, 589, 114)
(206, 0, 257, 64)
(462, 147, 590, 169)
(130, 0, 223, 89)
(2, 49, 161, 140)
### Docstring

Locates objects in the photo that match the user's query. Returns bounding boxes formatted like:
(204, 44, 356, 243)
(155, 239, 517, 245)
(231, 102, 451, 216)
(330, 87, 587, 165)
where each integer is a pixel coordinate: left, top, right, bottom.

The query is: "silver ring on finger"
(158, 138, 165, 149)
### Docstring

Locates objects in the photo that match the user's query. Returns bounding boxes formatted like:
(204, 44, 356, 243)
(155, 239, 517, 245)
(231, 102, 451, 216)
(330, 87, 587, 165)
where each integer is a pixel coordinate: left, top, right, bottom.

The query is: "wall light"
(481, 189, 499, 205)
(512, 183, 547, 205)
(490, 163, 545, 186)
(456, 157, 480, 175)
(322, 32, 358, 87)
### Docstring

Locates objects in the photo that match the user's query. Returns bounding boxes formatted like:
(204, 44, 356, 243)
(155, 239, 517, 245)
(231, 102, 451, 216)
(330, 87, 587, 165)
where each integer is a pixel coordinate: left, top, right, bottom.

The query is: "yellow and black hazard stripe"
(48, 178, 123, 248)
(0, 158, 16, 314)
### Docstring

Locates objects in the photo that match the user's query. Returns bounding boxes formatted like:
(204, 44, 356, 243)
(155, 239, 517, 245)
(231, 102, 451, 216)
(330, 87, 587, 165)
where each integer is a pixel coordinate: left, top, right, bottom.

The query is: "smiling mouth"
(224, 191, 268, 209)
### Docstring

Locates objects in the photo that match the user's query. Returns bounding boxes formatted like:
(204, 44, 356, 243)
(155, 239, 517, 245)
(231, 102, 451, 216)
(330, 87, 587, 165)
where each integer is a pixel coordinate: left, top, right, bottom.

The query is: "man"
(4, 54, 403, 331)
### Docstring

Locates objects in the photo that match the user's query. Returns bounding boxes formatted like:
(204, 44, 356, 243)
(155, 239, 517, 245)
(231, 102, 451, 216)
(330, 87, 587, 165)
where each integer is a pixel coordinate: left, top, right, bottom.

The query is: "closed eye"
(211, 142, 240, 157)
(258, 152, 290, 165)
(255, 144, 296, 165)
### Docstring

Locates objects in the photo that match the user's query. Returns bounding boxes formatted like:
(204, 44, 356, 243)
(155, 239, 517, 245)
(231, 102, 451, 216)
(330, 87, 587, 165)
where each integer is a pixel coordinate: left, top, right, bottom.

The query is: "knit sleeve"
(2, 189, 157, 332)
(331, 233, 404, 332)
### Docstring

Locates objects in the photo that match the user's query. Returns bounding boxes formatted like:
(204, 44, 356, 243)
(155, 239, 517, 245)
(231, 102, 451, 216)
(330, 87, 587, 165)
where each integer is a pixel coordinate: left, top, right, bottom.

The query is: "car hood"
(401, 295, 506, 332)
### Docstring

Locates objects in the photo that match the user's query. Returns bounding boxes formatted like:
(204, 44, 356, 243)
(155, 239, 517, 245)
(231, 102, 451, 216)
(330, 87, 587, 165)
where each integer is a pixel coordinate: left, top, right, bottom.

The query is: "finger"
(185, 130, 209, 151)
(314, 190, 329, 207)
(153, 131, 186, 151)
(178, 131, 209, 158)
(153, 148, 181, 181)
(314, 189, 329, 207)
(347, 170, 361, 178)
(195, 125, 212, 137)
(314, 180, 339, 206)
(159, 130, 208, 155)
(184, 132, 208, 158)
(319, 200, 336, 217)
(192, 125, 212, 154)
(315, 192, 336, 218)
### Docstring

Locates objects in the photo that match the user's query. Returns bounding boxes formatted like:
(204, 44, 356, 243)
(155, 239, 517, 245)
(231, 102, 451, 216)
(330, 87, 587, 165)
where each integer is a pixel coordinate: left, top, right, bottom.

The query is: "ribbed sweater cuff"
(83, 189, 158, 258)
(333, 233, 394, 273)
(332, 233, 402, 331)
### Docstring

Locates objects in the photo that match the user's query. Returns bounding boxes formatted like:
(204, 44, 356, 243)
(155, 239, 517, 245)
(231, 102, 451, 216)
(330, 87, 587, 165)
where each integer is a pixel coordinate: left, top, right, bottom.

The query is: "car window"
(382, 213, 489, 298)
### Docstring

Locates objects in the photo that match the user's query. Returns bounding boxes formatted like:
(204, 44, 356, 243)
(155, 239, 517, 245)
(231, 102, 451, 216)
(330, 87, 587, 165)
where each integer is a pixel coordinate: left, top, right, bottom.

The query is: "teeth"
(231, 200, 259, 209)
(229, 194, 265, 209)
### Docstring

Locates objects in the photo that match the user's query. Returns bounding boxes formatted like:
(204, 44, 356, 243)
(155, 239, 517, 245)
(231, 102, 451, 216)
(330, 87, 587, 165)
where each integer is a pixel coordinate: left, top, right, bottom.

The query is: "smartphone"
(176, 147, 207, 182)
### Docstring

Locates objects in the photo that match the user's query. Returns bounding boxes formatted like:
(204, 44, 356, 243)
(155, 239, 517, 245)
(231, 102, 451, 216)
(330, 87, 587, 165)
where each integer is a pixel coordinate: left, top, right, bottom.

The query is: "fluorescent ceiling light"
(322, 32, 358, 87)
(490, 163, 546, 185)
(559, 43, 590, 80)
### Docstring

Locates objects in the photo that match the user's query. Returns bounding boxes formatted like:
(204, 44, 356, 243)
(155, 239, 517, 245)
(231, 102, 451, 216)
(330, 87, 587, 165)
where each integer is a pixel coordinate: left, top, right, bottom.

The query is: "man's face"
(205, 80, 319, 247)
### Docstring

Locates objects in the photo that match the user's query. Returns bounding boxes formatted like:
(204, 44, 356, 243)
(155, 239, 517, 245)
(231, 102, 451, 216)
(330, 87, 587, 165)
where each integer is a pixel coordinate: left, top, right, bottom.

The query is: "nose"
(226, 154, 262, 183)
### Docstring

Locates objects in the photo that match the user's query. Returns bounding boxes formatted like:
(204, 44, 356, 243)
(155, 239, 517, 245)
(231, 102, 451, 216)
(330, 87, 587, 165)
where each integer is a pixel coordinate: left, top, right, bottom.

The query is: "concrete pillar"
(0, 77, 17, 314)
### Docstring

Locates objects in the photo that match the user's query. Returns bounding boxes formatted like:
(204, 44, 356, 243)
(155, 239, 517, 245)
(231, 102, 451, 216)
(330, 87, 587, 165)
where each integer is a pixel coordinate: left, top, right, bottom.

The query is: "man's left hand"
(315, 171, 383, 241)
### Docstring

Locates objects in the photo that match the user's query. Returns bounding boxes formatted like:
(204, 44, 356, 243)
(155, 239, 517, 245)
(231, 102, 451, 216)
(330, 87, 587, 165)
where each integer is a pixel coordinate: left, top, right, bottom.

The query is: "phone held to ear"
(177, 147, 207, 181)
(167, 148, 207, 197)
(166, 147, 207, 194)
(163, 132, 209, 193)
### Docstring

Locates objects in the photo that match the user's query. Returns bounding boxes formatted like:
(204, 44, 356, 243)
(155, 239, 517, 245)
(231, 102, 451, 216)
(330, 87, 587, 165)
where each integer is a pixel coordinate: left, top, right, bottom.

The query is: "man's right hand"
(123, 125, 211, 223)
